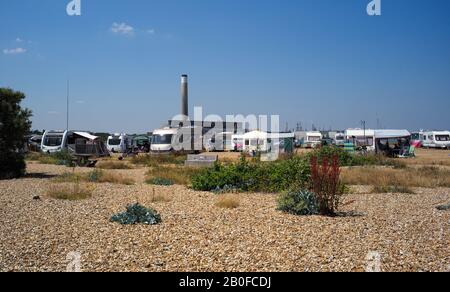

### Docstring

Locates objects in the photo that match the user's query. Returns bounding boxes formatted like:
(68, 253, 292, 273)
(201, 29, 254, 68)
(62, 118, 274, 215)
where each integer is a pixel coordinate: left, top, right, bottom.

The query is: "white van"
(107, 133, 131, 153)
(422, 131, 450, 149)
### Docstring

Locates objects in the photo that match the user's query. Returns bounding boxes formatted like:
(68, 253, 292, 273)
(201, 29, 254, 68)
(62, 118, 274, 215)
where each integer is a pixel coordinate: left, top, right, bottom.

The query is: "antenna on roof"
(66, 80, 70, 131)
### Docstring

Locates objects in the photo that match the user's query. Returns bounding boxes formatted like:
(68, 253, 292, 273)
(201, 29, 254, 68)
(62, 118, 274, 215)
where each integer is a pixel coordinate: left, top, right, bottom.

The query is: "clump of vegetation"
(146, 166, 199, 186)
(310, 155, 344, 216)
(56, 169, 135, 185)
(436, 203, 450, 211)
(147, 177, 174, 186)
(371, 185, 415, 194)
(341, 166, 450, 188)
(47, 183, 93, 200)
(309, 146, 406, 169)
(191, 155, 310, 193)
(96, 161, 132, 170)
(215, 195, 240, 209)
(277, 189, 319, 216)
(32, 151, 74, 167)
(131, 154, 186, 167)
(0, 88, 32, 180)
(110, 203, 162, 225)
(149, 188, 172, 203)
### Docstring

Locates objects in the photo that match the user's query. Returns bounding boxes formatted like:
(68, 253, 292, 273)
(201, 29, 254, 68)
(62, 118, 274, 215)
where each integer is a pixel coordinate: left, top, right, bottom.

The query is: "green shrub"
(191, 156, 310, 193)
(146, 177, 174, 186)
(110, 203, 162, 225)
(277, 190, 319, 216)
(87, 169, 103, 183)
(0, 88, 32, 180)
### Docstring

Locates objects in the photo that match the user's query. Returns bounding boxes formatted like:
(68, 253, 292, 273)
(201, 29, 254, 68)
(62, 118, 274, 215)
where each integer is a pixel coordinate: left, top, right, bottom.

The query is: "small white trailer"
(421, 131, 450, 149)
(345, 129, 376, 151)
(107, 133, 131, 153)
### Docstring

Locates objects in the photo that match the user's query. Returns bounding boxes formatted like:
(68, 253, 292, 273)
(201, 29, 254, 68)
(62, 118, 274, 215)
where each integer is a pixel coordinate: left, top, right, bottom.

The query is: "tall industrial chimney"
(181, 74, 188, 118)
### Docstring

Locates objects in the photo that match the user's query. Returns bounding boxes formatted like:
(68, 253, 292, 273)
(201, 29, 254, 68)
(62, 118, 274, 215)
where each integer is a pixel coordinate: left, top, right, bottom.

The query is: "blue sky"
(1, 0, 449, 133)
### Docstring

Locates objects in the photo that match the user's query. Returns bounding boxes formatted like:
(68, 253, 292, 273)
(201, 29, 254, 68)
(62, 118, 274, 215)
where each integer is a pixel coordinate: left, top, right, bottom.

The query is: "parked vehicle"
(41, 130, 109, 163)
(27, 135, 42, 152)
(410, 132, 423, 148)
(107, 133, 131, 153)
(345, 129, 376, 151)
(304, 132, 323, 148)
(151, 128, 178, 152)
(334, 133, 346, 147)
(421, 131, 450, 149)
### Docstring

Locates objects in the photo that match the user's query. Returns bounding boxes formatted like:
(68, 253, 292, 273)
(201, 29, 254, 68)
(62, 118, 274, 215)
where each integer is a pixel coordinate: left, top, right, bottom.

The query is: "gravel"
(0, 163, 449, 272)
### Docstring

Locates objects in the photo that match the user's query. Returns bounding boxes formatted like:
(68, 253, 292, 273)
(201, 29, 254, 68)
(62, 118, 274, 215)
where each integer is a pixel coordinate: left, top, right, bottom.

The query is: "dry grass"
(342, 166, 450, 188)
(47, 183, 93, 201)
(215, 194, 240, 209)
(371, 185, 415, 194)
(146, 166, 200, 186)
(149, 188, 172, 203)
(55, 170, 135, 185)
(95, 171, 135, 185)
(96, 161, 132, 170)
(403, 149, 450, 166)
(131, 154, 187, 167)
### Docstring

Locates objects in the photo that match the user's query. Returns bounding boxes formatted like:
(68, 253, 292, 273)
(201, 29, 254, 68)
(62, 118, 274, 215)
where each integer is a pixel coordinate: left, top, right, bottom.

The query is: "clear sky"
(1, 0, 449, 133)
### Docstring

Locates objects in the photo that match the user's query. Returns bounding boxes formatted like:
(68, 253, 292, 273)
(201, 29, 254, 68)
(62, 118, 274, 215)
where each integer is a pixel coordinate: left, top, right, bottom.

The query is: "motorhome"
(304, 132, 323, 148)
(41, 130, 109, 157)
(107, 133, 131, 153)
(345, 129, 376, 151)
(421, 131, 450, 149)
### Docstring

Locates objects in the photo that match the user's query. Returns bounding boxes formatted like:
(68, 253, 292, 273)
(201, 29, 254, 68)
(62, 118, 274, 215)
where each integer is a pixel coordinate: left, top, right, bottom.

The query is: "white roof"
(374, 130, 410, 139)
(74, 132, 99, 141)
(306, 131, 322, 136)
(346, 129, 375, 137)
(242, 130, 294, 139)
(423, 130, 450, 135)
(152, 128, 179, 135)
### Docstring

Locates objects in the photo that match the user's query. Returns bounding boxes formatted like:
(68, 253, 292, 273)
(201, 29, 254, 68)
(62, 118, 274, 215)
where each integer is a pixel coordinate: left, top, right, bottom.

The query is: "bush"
(110, 203, 162, 225)
(0, 88, 32, 180)
(277, 189, 319, 216)
(191, 156, 310, 193)
(310, 155, 344, 216)
(47, 183, 93, 200)
(37, 151, 74, 167)
(146, 166, 199, 186)
(131, 154, 186, 167)
(215, 195, 240, 209)
(371, 185, 415, 194)
(146, 177, 174, 186)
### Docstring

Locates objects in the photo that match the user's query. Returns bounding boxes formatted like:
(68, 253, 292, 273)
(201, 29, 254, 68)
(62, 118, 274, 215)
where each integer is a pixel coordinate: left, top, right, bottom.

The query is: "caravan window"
(436, 135, 450, 141)
(108, 138, 121, 146)
(152, 135, 173, 145)
(43, 136, 63, 147)
(308, 136, 321, 142)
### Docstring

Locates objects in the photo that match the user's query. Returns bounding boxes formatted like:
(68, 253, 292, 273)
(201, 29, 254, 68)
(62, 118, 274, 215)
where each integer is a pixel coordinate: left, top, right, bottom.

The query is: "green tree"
(0, 88, 32, 179)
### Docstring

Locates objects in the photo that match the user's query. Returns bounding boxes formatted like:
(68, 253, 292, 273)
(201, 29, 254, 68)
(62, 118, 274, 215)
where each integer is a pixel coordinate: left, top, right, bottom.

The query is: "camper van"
(345, 129, 376, 151)
(421, 131, 450, 149)
(107, 133, 131, 153)
(304, 132, 323, 148)
(41, 130, 69, 153)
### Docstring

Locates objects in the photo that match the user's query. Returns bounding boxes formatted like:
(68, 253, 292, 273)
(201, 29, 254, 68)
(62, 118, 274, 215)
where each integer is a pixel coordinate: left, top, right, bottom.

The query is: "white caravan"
(345, 129, 376, 151)
(151, 128, 179, 152)
(334, 133, 346, 147)
(107, 133, 131, 153)
(421, 131, 450, 149)
(304, 132, 323, 148)
(242, 130, 294, 153)
(41, 130, 106, 155)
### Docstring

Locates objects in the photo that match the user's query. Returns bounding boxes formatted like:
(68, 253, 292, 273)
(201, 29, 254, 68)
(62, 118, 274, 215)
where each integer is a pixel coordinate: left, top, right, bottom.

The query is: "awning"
(74, 132, 99, 141)
(374, 130, 411, 139)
